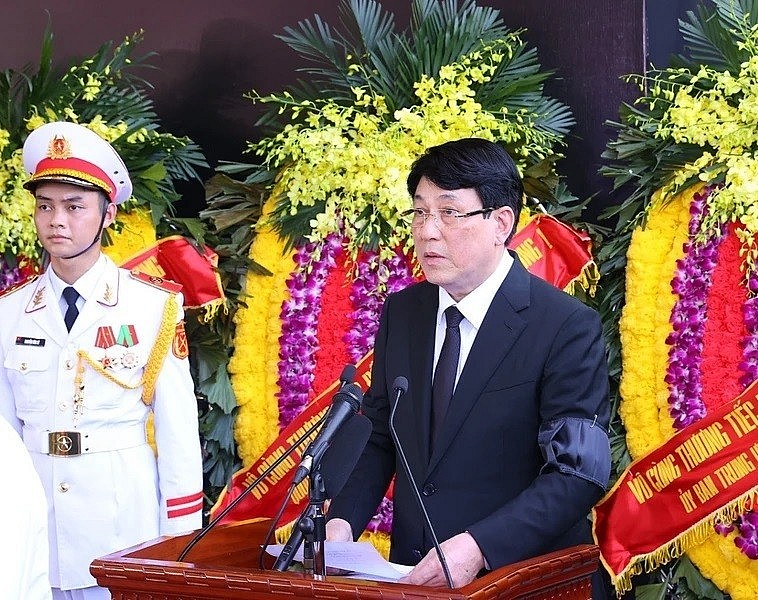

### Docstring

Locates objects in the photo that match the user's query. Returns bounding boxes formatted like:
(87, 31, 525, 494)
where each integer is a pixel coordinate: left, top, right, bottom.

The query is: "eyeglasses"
(400, 207, 494, 229)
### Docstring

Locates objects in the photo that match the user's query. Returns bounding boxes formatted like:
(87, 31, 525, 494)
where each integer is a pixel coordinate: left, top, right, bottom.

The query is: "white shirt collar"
(436, 250, 513, 330)
(48, 253, 108, 304)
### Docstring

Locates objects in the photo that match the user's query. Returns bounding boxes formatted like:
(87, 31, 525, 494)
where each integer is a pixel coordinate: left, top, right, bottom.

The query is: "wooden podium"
(91, 520, 599, 599)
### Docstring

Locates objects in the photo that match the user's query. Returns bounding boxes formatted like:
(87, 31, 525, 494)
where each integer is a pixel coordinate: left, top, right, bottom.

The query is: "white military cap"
(22, 121, 133, 205)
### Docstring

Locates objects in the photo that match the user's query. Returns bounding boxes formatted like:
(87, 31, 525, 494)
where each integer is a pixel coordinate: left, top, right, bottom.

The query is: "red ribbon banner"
(508, 213, 596, 293)
(593, 381, 758, 592)
(211, 354, 373, 526)
(121, 235, 224, 310)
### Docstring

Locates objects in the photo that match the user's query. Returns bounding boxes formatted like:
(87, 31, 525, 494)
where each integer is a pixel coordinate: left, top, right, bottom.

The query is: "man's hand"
(324, 518, 354, 575)
(325, 518, 353, 541)
(400, 532, 485, 588)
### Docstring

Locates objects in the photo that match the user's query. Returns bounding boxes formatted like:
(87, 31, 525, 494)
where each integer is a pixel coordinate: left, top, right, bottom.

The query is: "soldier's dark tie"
(431, 305, 464, 444)
(63, 286, 80, 332)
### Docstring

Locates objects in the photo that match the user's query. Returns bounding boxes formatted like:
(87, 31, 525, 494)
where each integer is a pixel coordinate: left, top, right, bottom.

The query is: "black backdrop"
(0, 0, 699, 219)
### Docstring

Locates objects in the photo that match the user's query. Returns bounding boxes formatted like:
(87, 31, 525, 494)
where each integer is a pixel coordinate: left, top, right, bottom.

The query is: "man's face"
(411, 176, 514, 301)
(33, 181, 115, 260)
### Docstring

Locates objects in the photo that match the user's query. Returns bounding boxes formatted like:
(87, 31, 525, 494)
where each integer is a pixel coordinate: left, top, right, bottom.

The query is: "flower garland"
(599, 6, 758, 594)
(277, 236, 341, 426)
(230, 213, 415, 551)
(346, 251, 416, 366)
(665, 187, 721, 428)
(222, 0, 585, 563)
(620, 185, 758, 599)
(618, 186, 693, 456)
(228, 202, 297, 465)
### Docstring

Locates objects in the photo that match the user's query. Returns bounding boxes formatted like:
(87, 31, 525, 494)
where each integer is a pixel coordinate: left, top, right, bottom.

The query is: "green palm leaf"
(676, 0, 758, 71)
(215, 0, 580, 256)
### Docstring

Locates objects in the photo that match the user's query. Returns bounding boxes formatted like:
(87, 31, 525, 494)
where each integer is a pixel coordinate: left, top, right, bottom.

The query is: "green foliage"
(632, 558, 725, 600)
(0, 26, 207, 259)
(273, 0, 575, 139)
(209, 0, 586, 265)
(0, 27, 211, 230)
(276, 0, 568, 127)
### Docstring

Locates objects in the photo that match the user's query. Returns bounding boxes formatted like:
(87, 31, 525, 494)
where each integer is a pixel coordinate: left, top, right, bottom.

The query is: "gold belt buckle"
(48, 431, 82, 456)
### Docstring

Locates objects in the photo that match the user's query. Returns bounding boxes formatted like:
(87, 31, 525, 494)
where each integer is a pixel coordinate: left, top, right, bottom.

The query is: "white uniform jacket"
(0, 255, 203, 590)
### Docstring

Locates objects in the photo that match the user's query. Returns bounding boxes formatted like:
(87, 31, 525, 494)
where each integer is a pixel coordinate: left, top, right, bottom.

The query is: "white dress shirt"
(433, 251, 513, 389)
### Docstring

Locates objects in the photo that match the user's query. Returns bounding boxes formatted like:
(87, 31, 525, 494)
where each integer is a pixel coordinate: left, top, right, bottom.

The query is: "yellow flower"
(26, 115, 46, 131)
(229, 199, 296, 465)
(250, 38, 556, 261)
(82, 73, 102, 101)
(101, 208, 157, 264)
(0, 129, 9, 153)
(654, 31, 758, 267)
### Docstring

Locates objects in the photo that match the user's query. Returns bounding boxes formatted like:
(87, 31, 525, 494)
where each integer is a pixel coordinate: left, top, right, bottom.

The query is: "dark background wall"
(1, 0, 698, 220)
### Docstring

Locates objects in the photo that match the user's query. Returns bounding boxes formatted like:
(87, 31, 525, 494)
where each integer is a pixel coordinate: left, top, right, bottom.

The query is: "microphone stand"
(177, 412, 327, 562)
(272, 469, 328, 577)
(178, 365, 358, 564)
(390, 378, 454, 588)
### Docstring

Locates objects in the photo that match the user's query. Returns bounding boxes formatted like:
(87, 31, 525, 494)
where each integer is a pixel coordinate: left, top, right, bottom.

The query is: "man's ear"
(494, 206, 516, 246)
(103, 201, 117, 229)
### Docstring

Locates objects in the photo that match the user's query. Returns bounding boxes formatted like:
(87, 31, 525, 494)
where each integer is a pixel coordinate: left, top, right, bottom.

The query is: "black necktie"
(431, 305, 464, 444)
(62, 286, 80, 332)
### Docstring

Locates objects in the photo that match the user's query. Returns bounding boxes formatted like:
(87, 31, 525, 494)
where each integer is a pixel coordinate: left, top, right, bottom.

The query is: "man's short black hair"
(406, 137, 524, 227)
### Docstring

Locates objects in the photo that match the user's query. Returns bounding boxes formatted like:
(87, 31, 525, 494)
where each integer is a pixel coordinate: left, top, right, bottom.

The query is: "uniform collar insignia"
(96, 264, 119, 307)
(25, 282, 47, 313)
(103, 282, 114, 304)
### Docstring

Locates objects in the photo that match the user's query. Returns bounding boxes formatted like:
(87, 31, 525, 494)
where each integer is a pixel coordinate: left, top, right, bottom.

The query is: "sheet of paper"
(265, 541, 413, 581)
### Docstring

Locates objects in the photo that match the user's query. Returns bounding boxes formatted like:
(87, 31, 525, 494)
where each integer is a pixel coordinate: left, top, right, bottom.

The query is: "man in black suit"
(326, 138, 610, 590)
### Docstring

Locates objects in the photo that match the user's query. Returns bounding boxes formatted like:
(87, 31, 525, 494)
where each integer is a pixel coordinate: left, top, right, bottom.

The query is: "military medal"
(121, 349, 140, 369)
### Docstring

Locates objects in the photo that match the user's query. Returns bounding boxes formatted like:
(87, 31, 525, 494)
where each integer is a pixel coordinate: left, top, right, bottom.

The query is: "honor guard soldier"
(0, 122, 203, 600)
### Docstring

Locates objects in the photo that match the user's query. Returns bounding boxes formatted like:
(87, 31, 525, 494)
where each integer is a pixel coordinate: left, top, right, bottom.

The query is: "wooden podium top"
(91, 519, 598, 600)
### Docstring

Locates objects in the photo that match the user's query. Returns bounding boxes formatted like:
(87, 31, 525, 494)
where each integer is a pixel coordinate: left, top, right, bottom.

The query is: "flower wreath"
(210, 0, 594, 551)
(601, 1, 758, 596)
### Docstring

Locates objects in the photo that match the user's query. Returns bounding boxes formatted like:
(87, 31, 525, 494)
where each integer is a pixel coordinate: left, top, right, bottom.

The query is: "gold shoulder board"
(129, 270, 183, 294)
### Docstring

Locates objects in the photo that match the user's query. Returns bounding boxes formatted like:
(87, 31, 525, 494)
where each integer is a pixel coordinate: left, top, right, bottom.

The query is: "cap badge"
(47, 135, 72, 160)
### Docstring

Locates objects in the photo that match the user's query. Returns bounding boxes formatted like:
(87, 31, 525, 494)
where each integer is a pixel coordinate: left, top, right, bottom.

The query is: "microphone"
(319, 412, 371, 497)
(389, 376, 453, 589)
(271, 412, 371, 572)
(179, 364, 358, 564)
(292, 382, 363, 485)
(339, 364, 357, 387)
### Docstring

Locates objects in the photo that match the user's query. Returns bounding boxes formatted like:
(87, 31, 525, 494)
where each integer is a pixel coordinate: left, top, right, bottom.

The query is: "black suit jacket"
(329, 256, 610, 569)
